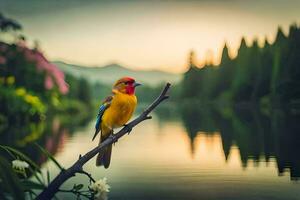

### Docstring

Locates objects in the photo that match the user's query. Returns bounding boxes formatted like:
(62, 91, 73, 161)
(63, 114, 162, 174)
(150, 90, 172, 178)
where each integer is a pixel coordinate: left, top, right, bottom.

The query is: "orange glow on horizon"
(6, 0, 297, 73)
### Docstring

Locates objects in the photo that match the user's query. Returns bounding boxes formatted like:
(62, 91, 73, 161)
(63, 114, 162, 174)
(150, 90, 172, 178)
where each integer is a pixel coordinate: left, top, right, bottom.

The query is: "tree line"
(181, 23, 300, 109)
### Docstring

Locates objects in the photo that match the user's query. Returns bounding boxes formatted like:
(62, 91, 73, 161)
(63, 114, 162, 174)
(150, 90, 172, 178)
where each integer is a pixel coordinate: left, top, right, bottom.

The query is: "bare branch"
(36, 83, 171, 200)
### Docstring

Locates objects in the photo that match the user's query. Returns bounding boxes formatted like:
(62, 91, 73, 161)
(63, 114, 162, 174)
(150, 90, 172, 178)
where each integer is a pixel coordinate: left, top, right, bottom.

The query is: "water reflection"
(2, 103, 300, 199)
(179, 104, 300, 180)
(0, 112, 92, 167)
(46, 105, 300, 200)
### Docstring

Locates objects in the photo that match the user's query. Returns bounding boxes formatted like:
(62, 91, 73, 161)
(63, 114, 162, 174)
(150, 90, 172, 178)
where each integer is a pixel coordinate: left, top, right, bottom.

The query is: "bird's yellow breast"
(101, 92, 137, 130)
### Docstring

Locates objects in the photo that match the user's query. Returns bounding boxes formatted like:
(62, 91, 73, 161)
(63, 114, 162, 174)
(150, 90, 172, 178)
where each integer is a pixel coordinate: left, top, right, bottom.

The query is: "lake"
(41, 106, 300, 200)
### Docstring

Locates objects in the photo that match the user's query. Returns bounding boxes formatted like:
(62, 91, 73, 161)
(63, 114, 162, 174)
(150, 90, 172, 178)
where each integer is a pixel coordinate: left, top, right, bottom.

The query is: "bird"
(92, 77, 141, 168)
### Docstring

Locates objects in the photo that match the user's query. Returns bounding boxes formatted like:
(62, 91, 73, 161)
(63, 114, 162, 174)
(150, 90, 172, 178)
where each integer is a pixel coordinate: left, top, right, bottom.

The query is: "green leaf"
(34, 143, 63, 170)
(0, 155, 25, 200)
(0, 146, 16, 159)
(27, 167, 45, 187)
(73, 184, 84, 191)
(0, 145, 40, 172)
(21, 180, 45, 190)
(47, 169, 50, 185)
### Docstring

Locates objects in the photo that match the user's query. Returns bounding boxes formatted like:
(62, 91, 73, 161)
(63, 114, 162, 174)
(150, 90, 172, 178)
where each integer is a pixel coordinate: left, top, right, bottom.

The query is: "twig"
(78, 170, 96, 183)
(36, 83, 171, 200)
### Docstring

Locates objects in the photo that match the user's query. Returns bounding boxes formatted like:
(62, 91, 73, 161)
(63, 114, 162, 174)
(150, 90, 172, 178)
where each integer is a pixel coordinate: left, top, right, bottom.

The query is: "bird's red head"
(113, 77, 141, 95)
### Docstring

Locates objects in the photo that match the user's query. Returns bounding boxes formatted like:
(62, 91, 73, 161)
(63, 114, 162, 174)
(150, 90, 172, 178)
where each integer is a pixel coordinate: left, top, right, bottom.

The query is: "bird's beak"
(133, 82, 142, 87)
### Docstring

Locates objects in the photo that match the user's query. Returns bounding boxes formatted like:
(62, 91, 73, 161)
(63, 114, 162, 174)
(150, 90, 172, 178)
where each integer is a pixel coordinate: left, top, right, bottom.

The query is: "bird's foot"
(123, 124, 132, 134)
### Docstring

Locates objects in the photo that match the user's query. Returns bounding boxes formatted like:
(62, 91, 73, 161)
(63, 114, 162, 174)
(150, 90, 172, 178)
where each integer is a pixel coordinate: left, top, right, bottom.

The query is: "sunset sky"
(1, 0, 300, 73)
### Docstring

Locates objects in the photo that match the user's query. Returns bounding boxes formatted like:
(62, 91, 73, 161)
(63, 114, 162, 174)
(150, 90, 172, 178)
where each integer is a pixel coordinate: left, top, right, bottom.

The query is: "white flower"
(90, 177, 110, 200)
(12, 159, 29, 172)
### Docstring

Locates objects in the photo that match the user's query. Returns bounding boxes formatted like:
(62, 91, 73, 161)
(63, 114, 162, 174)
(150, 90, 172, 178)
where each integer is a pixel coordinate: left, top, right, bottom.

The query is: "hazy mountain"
(53, 61, 182, 86)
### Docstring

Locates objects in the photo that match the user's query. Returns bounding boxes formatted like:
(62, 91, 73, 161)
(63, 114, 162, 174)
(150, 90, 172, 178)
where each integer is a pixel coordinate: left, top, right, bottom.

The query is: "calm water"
(41, 107, 300, 200)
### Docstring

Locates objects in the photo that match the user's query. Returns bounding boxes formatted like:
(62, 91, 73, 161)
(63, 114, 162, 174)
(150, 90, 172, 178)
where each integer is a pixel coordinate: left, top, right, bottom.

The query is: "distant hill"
(53, 61, 182, 86)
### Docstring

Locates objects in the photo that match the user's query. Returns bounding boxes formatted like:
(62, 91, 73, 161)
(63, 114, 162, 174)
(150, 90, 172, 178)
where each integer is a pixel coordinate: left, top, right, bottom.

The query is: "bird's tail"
(96, 129, 113, 168)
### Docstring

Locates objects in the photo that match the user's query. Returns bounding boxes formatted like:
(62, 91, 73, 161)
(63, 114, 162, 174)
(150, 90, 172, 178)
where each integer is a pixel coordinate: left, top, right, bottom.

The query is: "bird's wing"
(92, 95, 113, 141)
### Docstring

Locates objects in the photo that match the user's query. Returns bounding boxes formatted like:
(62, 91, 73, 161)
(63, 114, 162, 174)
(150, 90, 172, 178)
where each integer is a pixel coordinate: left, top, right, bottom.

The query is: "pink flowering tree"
(0, 41, 69, 98)
(23, 47, 69, 95)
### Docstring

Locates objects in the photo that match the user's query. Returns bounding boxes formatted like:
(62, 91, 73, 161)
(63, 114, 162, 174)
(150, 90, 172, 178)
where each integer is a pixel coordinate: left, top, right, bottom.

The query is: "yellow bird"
(92, 77, 141, 168)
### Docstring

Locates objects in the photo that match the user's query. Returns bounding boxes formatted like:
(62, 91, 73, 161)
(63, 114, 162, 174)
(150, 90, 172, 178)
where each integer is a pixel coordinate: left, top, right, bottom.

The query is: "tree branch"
(36, 83, 171, 200)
